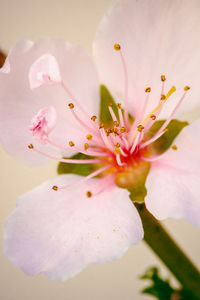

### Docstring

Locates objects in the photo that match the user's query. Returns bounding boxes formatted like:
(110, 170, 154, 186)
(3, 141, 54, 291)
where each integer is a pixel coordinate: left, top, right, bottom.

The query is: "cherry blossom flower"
(0, 0, 200, 280)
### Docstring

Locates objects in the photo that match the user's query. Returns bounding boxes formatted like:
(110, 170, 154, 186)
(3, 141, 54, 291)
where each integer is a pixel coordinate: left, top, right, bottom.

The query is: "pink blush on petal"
(29, 106, 57, 143)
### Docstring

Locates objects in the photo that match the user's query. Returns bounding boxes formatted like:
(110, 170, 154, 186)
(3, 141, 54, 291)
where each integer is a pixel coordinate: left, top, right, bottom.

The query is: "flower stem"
(134, 203, 200, 299)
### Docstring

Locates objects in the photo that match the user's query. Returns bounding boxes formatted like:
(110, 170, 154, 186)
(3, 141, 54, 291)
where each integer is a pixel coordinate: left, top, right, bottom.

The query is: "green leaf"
(99, 85, 119, 127)
(99, 85, 133, 128)
(140, 266, 198, 300)
(57, 152, 98, 176)
(146, 119, 188, 155)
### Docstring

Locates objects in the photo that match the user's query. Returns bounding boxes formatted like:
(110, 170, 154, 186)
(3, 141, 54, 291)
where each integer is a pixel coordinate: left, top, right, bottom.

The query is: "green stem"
(135, 203, 200, 299)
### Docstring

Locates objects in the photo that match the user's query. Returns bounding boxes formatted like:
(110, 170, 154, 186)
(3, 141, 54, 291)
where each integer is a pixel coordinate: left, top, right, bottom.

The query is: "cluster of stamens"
(28, 43, 190, 195)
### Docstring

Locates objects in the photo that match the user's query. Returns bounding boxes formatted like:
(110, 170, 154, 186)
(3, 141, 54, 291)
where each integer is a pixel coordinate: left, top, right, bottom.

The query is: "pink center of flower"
(28, 44, 190, 194)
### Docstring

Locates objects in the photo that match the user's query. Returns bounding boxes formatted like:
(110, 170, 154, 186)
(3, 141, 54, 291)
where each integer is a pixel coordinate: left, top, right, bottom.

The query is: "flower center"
(27, 44, 190, 194)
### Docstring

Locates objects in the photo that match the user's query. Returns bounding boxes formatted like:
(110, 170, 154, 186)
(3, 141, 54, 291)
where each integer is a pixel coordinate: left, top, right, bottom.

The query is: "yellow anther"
(137, 125, 144, 132)
(108, 102, 113, 107)
(52, 185, 58, 191)
(69, 141, 75, 147)
(28, 143, 34, 149)
(99, 123, 104, 129)
(145, 87, 151, 93)
(114, 128, 118, 133)
(96, 235, 100, 239)
(86, 191, 92, 197)
(160, 94, 166, 101)
(106, 129, 110, 136)
(86, 134, 93, 140)
(114, 148, 121, 155)
(150, 114, 156, 120)
(84, 143, 89, 150)
(164, 128, 169, 133)
(161, 75, 166, 82)
(120, 127, 126, 133)
(68, 103, 74, 109)
(91, 115, 97, 122)
(113, 228, 116, 232)
(166, 86, 176, 100)
(113, 121, 119, 127)
(117, 103, 122, 109)
(115, 143, 120, 148)
(184, 86, 190, 91)
(74, 250, 78, 253)
(114, 43, 121, 51)
(172, 145, 178, 151)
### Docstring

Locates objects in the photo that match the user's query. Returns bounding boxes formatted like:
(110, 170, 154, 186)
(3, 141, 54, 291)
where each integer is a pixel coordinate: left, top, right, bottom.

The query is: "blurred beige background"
(0, 0, 200, 299)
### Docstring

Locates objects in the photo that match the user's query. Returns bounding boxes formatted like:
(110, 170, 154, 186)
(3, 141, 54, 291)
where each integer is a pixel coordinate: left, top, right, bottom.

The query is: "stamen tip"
(86, 134, 93, 140)
(145, 87, 151, 93)
(172, 144, 178, 151)
(108, 102, 113, 107)
(161, 75, 166, 82)
(69, 141, 75, 147)
(137, 124, 144, 132)
(184, 86, 190, 91)
(84, 143, 89, 150)
(52, 185, 58, 191)
(91, 115, 97, 122)
(114, 43, 121, 51)
(99, 123, 104, 129)
(28, 144, 34, 149)
(86, 191, 92, 197)
(117, 103, 122, 109)
(68, 103, 74, 109)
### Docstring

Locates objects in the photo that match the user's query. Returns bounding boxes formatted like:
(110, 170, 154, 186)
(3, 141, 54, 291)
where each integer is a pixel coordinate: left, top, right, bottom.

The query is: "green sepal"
(146, 119, 188, 155)
(99, 85, 133, 128)
(100, 85, 119, 127)
(116, 160, 151, 203)
(57, 152, 98, 176)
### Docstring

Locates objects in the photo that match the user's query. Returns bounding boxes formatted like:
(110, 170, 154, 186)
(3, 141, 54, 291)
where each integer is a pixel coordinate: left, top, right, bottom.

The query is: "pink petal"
(29, 54, 61, 89)
(93, 0, 200, 120)
(4, 175, 143, 281)
(145, 119, 200, 226)
(0, 39, 100, 166)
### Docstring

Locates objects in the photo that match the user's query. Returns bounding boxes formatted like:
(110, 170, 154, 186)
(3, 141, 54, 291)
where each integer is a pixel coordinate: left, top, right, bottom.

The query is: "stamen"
(55, 165, 111, 190)
(86, 191, 92, 198)
(100, 128, 114, 151)
(116, 153, 126, 166)
(114, 43, 129, 127)
(141, 88, 189, 149)
(137, 125, 144, 132)
(84, 143, 89, 150)
(145, 87, 151, 93)
(70, 108, 100, 137)
(166, 86, 176, 100)
(28, 144, 34, 149)
(150, 114, 156, 120)
(52, 186, 58, 191)
(172, 145, 178, 150)
(69, 141, 75, 147)
(117, 103, 125, 128)
(86, 134, 93, 140)
(91, 115, 97, 122)
(68, 103, 74, 109)
(29, 147, 104, 164)
(120, 127, 126, 133)
(160, 94, 166, 101)
(184, 86, 190, 91)
(99, 123, 104, 129)
(47, 138, 109, 157)
(108, 105, 118, 124)
(114, 44, 121, 51)
(130, 132, 141, 154)
(161, 75, 166, 82)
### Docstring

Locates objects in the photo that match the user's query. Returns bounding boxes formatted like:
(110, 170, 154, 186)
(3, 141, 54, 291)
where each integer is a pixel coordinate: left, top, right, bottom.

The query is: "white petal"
(0, 39, 100, 166)
(145, 119, 200, 226)
(4, 175, 143, 281)
(94, 0, 200, 120)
